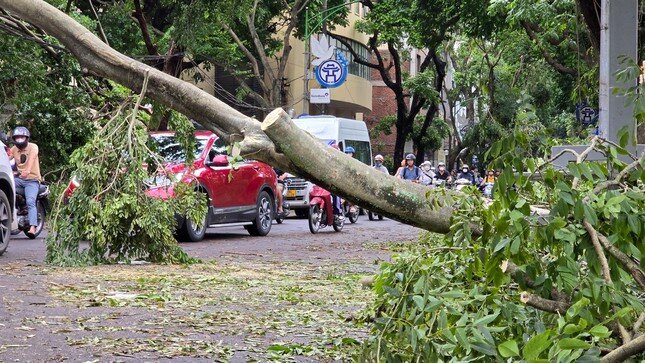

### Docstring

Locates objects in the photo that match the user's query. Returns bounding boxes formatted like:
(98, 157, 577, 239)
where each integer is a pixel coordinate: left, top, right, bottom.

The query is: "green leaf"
(498, 339, 519, 357)
(559, 192, 575, 205)
(558, 338, 591, 350)
(412, 295, 425, 310)
(494, 238, 511, 253)
(589, 325, 611, 338)
(510, 237, 521, 255)
(617, 126, 629, 148)
(473, 312, 500, 327)
(522, 330, 551, 360)
(627, 214, 641, 235)
(583, 204, 598, 225)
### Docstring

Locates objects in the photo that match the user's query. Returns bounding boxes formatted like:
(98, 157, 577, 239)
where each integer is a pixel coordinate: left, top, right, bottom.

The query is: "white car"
(0, 139, 16, 256)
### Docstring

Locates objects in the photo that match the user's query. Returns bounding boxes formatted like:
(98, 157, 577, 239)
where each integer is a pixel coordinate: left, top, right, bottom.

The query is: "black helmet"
(405, 153, 416, 160)
(12, 126, 30, 149)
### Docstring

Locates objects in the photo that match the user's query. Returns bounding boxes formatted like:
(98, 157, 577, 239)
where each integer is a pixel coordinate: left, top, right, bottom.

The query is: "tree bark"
(1, 0, 461, 235)
(600, 334, 645, 363)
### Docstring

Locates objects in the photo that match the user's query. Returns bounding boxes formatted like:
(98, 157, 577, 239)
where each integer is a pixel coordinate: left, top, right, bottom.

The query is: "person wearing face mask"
(373, 154, 388, 174)
(418, 161, 435, 186)
(10, 126, 41, 239)
(457, 164, 476, 184)
(434, 162, 450, 182)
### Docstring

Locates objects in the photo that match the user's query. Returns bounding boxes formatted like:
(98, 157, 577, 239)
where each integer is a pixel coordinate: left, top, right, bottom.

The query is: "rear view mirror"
(207, 154, 229, 167)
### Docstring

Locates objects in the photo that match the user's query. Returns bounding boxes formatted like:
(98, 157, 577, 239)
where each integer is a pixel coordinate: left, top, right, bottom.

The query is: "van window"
(344, 140, 371, 165)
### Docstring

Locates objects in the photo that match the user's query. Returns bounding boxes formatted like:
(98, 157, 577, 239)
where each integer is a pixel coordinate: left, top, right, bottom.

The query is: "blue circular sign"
(315, 59, 347, 88)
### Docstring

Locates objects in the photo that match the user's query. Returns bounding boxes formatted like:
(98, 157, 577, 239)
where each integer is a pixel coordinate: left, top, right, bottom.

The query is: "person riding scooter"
(457, 164, 476, 184)
(10, 126, 41, 239)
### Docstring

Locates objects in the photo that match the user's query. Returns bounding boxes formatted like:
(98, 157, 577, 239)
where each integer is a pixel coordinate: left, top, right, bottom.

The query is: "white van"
(285, 116, 373, 216)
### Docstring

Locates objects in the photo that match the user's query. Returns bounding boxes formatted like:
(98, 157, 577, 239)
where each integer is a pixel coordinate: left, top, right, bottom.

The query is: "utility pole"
(552, 0, 643, 166)
(321, 0, 328, 115)
(302, 7, 310, 116)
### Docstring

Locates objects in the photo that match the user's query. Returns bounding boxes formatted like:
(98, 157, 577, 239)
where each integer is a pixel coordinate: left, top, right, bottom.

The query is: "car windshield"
(150, 135, 209, 163)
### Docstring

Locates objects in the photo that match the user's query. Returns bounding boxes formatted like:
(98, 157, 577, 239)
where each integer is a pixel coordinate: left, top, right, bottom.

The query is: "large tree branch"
(597, 233, 645, 291)
(219, 22, 270, 97)
(521, 20, 578, 76)
(520, 292, 570, 314)
(1, 0, 462, 235)
(601, 334, 645, 363)
(132, 0, 157, 56)
(246, 0, 275, 83)
(583, 220, 612, 284)
(329, 33, 380, 69)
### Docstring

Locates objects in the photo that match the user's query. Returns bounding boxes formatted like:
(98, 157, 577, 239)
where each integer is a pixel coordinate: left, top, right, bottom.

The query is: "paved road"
(0, 214, 421, 362)
(1, 214, 420, 265)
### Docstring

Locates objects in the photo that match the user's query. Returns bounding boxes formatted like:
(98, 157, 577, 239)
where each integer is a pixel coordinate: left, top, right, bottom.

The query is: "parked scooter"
(275, 182, 290, 224)
(481, 182, 495, 198)
(453, 178, 473, 191)
(12, 184, 48, 238)
(308, 185, 344, 234)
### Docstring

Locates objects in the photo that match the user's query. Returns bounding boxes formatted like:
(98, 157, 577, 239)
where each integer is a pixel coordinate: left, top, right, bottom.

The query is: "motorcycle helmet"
(344, 146, 355, 154)
(12, 126, 30, 149)
(374, 154, 384, 161)
(405, 153, 416, 160)
(437, 162, 445, 167)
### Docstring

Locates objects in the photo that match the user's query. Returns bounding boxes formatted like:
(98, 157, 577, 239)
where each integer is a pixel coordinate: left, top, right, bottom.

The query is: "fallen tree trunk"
(0, 0, 458, 233)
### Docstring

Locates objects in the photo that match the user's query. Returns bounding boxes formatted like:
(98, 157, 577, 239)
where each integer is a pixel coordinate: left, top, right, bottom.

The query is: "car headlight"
(145, 172, 185, 187)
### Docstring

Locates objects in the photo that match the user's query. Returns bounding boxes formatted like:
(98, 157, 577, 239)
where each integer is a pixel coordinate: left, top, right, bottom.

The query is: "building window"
(329, 36, 371, 80)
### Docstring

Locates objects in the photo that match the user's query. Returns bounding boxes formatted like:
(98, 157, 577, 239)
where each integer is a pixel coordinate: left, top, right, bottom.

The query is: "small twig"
(88, 0, 109, 46)
(582, 220, 612, 284)
(592, 153, 644, 195)
(633, 312, 645, 336)
(598, 138, 639, 161)
(572, 137, 599, 188)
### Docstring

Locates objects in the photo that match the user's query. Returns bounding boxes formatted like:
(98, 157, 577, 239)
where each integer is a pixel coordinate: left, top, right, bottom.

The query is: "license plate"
(287, 189, 297, 198)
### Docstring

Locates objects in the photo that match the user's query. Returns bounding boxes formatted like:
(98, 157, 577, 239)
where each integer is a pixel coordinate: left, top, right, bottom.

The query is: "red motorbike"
(308, 185, 344, 234)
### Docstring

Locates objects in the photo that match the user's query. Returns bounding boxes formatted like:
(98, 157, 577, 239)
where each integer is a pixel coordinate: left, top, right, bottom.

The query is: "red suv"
(65, 131, 278, 241)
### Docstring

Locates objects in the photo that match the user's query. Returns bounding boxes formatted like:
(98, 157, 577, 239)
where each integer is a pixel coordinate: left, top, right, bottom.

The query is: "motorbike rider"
(398, 154, 420, 182)
(480, 169, 496, 186)
(10, 126, 41, 239)
(273, 168, 288, 216)
(434, 162, 450, 182)
(343, 146, 358, 214)
(327, 141, 344, 221)
(373, 154, 388, 174)
(419, 161, 435, 186)
(457, 164, 476, 184)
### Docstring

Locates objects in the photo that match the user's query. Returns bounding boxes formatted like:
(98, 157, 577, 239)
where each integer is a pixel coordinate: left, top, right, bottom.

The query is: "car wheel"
(178, 196, 208, 242)
(308, 205, 321, 234)
(0, 190, 11, 256)
(247, 191, 273, 236)
(295, 209, 309, 219)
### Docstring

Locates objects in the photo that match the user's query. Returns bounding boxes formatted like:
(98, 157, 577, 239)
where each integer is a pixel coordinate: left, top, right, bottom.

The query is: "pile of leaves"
(46, 88, 205, 266)
(358, 129, 644, 361)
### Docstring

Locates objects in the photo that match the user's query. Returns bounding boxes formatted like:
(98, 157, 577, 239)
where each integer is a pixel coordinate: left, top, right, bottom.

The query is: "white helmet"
(374, 154, 384, 161)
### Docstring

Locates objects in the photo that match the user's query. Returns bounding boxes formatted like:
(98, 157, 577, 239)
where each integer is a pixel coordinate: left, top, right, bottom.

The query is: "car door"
(197, 138, 237, 221)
